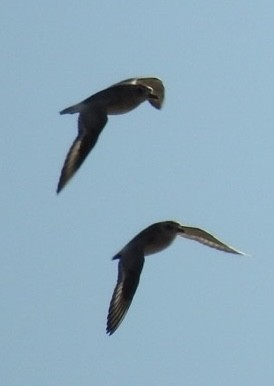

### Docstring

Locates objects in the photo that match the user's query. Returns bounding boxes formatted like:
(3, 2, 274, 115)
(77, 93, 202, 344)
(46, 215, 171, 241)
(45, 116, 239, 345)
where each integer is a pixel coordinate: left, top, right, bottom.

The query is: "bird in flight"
(106, 220, 245, 335)
(57, 77, 165, 193)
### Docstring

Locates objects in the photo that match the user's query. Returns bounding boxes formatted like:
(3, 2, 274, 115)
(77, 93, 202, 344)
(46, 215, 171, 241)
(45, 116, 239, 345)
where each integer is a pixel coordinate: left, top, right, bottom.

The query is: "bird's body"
(60, 84, 156, 115)
(115, 222, 178, 259)
(107, 221, 244, 335)
(57, 77, 164, 193)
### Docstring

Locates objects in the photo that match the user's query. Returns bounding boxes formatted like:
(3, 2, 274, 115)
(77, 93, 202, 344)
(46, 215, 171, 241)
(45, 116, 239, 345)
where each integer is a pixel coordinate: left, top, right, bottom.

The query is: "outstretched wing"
(178, 226, 245, 255)
(57, 110, 107, 193)
(106, 251, 145, 335)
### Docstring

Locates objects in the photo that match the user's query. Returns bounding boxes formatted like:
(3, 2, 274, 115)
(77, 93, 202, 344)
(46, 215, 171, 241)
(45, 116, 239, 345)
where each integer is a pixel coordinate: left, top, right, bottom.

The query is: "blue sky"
(1, 1, 274, 385)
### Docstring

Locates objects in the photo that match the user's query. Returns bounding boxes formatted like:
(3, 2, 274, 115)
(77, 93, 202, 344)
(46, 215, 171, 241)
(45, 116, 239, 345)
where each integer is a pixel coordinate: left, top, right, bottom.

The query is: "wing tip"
(56, 177, 65, 194)
(234, 249, 251, 257)
(106, 326, 115, 336)
(56, 185, 62, 194)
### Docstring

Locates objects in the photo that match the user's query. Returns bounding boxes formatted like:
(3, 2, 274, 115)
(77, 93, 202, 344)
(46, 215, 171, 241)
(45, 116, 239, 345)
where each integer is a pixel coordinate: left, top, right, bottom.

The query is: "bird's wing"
(179, 226, 245, 255)
(106, 250, 145, 335)
(57, 110, 107, 193)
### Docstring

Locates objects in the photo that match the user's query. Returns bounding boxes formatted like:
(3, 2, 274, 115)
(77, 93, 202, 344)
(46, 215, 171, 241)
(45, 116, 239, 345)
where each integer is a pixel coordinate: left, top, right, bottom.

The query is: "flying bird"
(106, 220, 245, 335)
(57, 77, 165, 193)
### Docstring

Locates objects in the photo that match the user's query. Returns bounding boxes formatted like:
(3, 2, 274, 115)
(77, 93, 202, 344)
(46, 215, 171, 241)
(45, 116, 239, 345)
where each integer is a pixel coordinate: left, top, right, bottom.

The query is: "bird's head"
(160, 221, 182, 235)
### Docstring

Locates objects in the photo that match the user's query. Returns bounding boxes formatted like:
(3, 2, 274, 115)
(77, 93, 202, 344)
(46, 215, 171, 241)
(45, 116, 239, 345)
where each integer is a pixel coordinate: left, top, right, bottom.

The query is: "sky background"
(1, 1, 274, 385)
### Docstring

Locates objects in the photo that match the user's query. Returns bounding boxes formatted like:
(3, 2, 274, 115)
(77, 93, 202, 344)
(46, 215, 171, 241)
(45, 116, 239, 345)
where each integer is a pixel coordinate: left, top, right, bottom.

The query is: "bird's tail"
(59, 103, 82, 115)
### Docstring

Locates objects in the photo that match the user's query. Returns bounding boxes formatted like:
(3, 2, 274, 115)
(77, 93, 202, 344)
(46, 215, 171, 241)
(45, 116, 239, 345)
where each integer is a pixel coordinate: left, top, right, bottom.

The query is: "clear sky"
(1, 1, 274, 385)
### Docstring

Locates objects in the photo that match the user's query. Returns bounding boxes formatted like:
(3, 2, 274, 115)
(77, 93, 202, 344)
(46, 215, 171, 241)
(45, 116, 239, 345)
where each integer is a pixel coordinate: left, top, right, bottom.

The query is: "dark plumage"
(106, 220, 245, 335)
(57, 77, 164, 193)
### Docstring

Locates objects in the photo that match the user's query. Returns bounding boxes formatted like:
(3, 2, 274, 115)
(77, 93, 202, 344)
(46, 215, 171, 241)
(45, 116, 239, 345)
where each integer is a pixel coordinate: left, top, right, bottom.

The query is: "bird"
(57, 77, 164, 193)
(106, 220, 245, 335)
